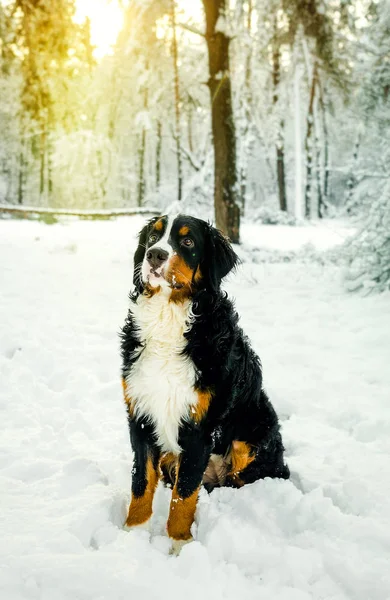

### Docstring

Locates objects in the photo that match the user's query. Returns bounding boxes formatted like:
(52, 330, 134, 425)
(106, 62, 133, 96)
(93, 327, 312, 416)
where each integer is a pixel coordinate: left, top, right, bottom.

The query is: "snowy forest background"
(0, 0, 389, 291)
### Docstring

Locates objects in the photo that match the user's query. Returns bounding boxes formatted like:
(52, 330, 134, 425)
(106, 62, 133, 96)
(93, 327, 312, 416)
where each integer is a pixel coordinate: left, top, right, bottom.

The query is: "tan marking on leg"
(179, 225, 190, 236)
(167, 485, 200, 541)
(228, 441, 256, 486)
(125, 456, 158, 528)
(191, 389, 212, 424)
(122, 378, 134, 417)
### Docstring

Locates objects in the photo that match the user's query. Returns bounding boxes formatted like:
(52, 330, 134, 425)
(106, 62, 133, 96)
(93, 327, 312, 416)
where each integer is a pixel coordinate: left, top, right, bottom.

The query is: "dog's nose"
(146, 247, 169, 270)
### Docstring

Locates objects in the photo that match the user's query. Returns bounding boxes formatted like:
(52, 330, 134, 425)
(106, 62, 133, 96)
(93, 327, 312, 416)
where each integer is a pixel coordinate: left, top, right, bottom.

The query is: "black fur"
(201, 224, 240, 293)
(132, 216, 161, 295)
(180, 290, 289, 493)
(121, 214, 289, 508)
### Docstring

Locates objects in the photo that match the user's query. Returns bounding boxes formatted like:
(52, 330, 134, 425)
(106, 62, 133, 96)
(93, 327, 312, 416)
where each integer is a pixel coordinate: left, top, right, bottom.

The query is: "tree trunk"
(187, 103, 194, 154)
(294, 63, 303, 220)
(18, 118, 26, 205)
(156, 120, 162, 190)
(315, 130, 323, 218)
(276, 143, 287, 212)
(245, 0, 253, 89)
(39, 130, 46, 199)
(203, 0, 240, 243)
(47, 122, 53, 201)
(18, 147, 24, 205)
(313, 88, 324, 218)
(304, 62, 318, 219)
(171, 0, 183, 202)
(48, 149, 53, 199)
(345, 132, 361, 212)
(137, 129, 146, 207)
(240, 0, 254, 219)
(272, 24, 287, 212)
(137, 84, 148, 207)
(317, 78, 329, 204)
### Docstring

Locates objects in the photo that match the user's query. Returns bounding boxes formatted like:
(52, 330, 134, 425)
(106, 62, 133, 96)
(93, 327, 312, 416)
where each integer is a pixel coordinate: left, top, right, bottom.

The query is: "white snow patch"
(0, 217, 389, 600)
(241, 219, 354, 251)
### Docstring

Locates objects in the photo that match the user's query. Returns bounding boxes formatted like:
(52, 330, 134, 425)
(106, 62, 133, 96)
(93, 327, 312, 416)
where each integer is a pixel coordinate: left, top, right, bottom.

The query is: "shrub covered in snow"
(344, 0, 390, 293)
(346, 179, 390, 293)
(252, 204, 298, 226)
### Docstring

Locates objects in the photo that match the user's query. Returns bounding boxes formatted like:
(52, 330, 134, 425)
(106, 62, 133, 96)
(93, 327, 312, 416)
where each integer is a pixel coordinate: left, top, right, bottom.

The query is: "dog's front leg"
(167, 428, 211, 550)
(125, 419, 160, 529)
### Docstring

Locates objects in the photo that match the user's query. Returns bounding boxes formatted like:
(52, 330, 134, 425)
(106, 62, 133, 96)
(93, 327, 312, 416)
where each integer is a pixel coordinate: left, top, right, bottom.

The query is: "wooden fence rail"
(0, 204, 160, 221)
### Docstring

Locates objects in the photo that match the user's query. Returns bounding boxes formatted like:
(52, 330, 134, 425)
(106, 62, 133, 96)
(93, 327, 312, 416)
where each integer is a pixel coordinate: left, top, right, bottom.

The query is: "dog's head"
(132, 214, 239, 301)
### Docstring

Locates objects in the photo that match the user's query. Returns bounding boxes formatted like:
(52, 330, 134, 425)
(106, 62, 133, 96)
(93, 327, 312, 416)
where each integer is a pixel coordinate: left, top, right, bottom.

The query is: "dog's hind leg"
(159, 452, 177, 488)
(224, 436, 289, 488)
(202, 453, 230, 493)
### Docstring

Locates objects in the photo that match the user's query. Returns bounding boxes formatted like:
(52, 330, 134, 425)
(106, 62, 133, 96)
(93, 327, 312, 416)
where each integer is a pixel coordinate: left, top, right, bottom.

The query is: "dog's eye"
(148, 234, 158, 245)
(181, 238, 194, 248)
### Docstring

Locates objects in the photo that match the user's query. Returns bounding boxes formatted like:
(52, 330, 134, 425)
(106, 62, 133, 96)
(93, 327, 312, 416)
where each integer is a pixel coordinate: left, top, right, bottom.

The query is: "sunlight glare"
(75, 0, 204, 59)
(75, 0, 124, 59)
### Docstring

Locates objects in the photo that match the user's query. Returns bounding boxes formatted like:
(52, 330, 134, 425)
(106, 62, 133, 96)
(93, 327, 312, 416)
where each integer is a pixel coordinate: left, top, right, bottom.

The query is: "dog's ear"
(201, 224, 239, 293)
(132, 222, 150, 292)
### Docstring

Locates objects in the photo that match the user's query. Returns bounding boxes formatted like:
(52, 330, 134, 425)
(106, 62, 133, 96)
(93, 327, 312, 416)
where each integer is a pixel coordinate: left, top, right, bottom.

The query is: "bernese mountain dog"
(120, 214, 289, 552)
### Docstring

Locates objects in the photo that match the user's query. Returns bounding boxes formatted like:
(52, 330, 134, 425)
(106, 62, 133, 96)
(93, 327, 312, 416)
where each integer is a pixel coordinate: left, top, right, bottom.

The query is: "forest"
(0, 0, 389, 290)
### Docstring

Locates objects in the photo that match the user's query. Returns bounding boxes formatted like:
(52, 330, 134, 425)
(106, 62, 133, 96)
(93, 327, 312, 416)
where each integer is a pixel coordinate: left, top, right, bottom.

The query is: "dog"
(120, 214, 289, 552)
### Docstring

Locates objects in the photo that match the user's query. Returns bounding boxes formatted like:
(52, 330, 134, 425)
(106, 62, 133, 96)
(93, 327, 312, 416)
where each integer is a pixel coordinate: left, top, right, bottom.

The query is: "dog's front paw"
(123, 519, 151, 533)
(169, 537, 193, 556)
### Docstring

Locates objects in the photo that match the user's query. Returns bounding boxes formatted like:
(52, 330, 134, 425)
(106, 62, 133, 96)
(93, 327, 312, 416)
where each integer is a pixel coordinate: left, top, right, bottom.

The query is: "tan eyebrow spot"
(179, 225, 190, 236)
(154, 220, 164, 231)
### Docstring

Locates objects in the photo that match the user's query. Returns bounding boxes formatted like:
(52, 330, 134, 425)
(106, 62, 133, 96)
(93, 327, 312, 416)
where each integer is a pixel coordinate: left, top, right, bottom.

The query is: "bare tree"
(272, 18, 287, 212)
(137, 76, 148, 207)
(170, 0, 183, 201)
(202, 0, 240, 243)
(304, 61, 318, 218)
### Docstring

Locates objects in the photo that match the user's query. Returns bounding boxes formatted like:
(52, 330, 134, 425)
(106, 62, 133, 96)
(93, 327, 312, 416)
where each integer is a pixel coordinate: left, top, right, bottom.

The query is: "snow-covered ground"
(1, 216, 390, 600)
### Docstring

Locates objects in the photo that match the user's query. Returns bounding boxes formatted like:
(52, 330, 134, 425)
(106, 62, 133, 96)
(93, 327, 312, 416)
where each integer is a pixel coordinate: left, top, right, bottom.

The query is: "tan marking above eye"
(179, 225, 190, 236)
(154, 220, 164, 231)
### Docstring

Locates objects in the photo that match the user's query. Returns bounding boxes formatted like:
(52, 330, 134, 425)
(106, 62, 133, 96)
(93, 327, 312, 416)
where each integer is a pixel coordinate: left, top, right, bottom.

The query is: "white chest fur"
(125, 291, 197, 454)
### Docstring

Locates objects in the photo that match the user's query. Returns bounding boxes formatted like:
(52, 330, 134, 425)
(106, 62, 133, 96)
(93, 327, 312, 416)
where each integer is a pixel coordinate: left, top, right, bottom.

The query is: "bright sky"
(74, 0, 204, 59)
(74, 0, 125, 59)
